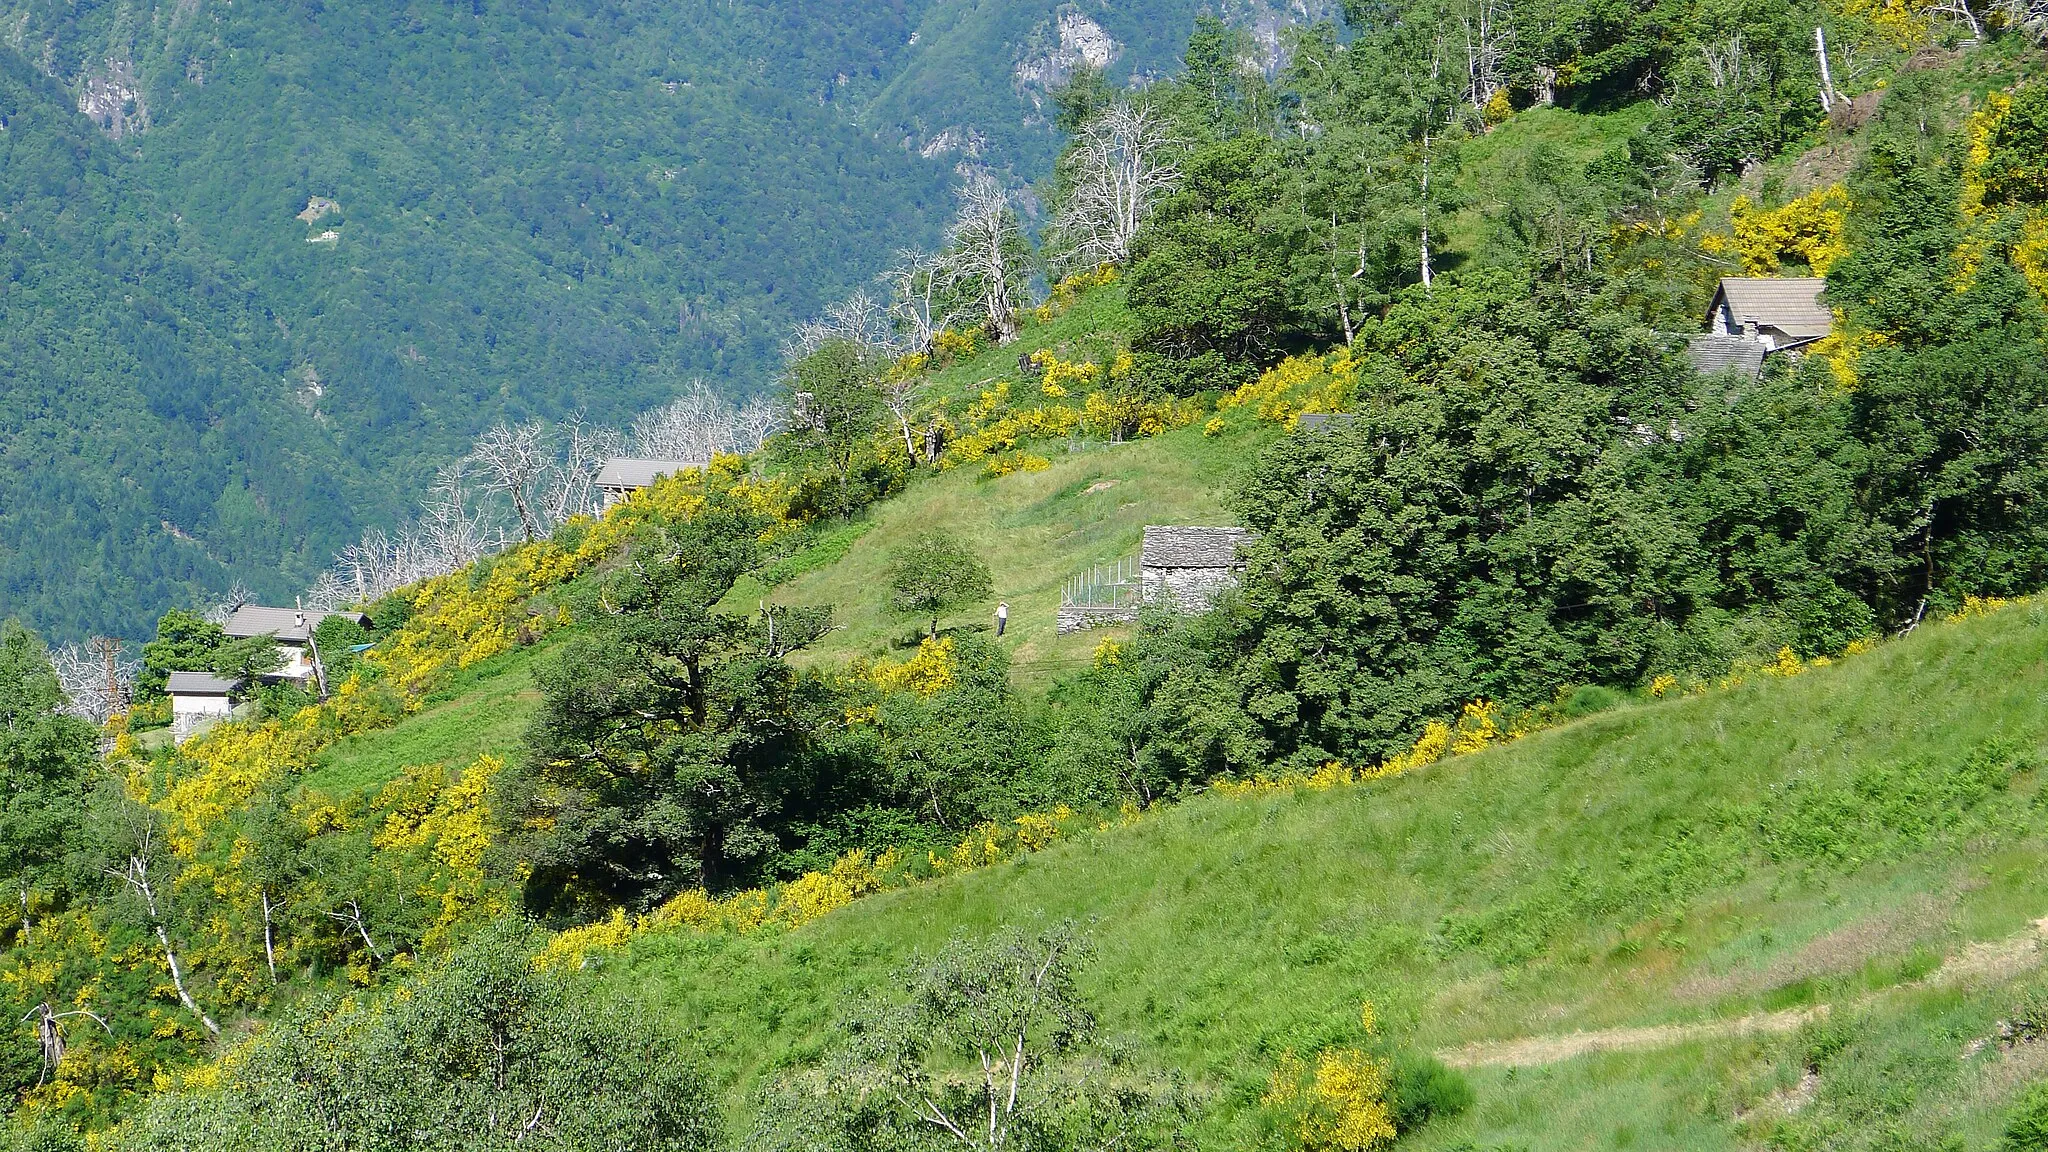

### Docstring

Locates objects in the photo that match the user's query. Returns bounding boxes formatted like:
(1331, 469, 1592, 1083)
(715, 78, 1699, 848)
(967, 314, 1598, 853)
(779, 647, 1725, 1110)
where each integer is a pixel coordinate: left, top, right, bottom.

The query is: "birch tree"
(1048, 101, 1185, 273)
(98, 795, 218, 1037)
(943, 173, 1029, 344)
(1459, 0, 1514, 116)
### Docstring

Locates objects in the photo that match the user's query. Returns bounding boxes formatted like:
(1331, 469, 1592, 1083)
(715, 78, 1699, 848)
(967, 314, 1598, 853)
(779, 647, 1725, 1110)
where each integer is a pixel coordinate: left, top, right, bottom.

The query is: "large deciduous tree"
(0, 621, 95, 941)
(1047, 102, 1184, 274)
(512, 485, 834, 912)
(886, 532, 995, 638)
(117, 920, 718, 1152)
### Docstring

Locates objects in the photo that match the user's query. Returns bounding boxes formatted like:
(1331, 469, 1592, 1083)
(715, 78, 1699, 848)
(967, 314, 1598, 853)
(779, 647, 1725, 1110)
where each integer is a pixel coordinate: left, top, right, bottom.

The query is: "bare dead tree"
(418, 460, 509, 567)
(49, 640, 135, 725)
(105, 819, 218, 1037)
(325, 898, 385, 964)
(1991, 0, 2048, 39)
(203, 583, 254, 627)
(21, 1003, 111, 1087)
(942, 172, 1027, 344)
(1698, 34, 1751, 89)
(1813, 26, 1841, 114)
(260, 889, 283, 984)
(1927, 0, 1985, 36)
(1459, 0, 1514, 115)
(1048, 101, 1184, 273)
(733, 395, 781, 452)
(1420, 37, 1448, 293)
(467, 422, 553, 543)
(631, 382, 777, 462)
(785, 290, 897, 362)
(310, 459, 508, 607)
(880, 371, 933, 465)
(882, 248, 968, 354)
(540, 413, 619, 523)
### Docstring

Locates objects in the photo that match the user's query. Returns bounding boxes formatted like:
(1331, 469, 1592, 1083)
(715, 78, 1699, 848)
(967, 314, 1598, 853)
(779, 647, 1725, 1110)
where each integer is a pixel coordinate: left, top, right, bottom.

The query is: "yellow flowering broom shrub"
(1730, 185, 1851, 276)
(1263, 1048, 1398, 1152)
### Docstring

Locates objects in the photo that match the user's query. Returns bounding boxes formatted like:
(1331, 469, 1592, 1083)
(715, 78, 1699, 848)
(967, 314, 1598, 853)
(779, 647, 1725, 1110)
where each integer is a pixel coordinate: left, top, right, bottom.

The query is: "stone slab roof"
(165, 671, 239, 696)
(222, 606, 369, 643)
(1296, 412, 1359, 432)
(596, 457, 707, 489)
(1684, 334, 1769, 378)
(1711, 277, 1833, 341)
(1140, 526, 1251, 570)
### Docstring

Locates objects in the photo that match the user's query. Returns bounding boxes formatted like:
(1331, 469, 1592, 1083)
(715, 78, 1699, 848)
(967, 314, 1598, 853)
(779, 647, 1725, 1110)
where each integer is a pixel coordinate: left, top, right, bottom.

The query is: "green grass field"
(303, 644, 547, 794)
(600, 601, 2048, 1149)
(746, 420, 1270, 686)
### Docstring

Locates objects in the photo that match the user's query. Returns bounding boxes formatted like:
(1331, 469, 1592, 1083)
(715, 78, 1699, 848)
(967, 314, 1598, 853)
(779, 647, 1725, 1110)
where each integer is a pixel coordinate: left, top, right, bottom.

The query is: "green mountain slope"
(604, 601, 2048, 1149)
(1, 0, 958, 640)
(0, 0, 1315, 644)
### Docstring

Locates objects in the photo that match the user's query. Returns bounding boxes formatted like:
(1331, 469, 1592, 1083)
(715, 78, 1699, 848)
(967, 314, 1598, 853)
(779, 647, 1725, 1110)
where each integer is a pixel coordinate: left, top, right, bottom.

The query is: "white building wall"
(170, 695, 235, 742)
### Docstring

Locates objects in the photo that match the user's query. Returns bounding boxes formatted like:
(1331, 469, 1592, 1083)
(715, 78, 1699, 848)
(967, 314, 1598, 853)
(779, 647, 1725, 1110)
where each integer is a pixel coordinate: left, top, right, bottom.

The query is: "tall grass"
(603, 602, 2048, 1148)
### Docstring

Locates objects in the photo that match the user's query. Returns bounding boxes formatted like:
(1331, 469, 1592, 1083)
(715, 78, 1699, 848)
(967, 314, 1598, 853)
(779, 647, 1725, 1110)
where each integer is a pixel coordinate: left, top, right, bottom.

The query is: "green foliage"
(746, 922, 1189, 1151)
(867, 638, 1047, 830)
(604, 603, 2048, 1148)
(886, 531, 996, 637)
(1127, 134, 1311, 393)
(2006, 1083, 2048, 1151)
(204, 634, 284, 694)
(513, 487, 836, 909)
(137, 611, 226, 701)
(114, 920, 718, 1152)
(0, 621, 95, 906)
(1981, 85, 2048, 209)
(1203, 274, 1696, 764)
(1387, 1051, 1474, 1132)
(312, 614, 374, 686)
(779, 339, 895, 515)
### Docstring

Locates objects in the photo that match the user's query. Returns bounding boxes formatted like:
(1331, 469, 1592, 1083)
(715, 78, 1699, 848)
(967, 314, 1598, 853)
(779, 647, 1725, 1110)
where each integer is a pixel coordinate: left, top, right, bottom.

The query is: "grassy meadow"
(303, 644, 548, 795)
(598, 600, 2048, 1149)
(746, 421, 1268, 685)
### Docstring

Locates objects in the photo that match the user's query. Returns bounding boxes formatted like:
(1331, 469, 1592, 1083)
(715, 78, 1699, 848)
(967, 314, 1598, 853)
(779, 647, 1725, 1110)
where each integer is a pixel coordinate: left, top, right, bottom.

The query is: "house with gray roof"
(222, 605, 370, 688)
(596, 457, 708, 508)
(1683, 334, 1770, 379)
(165, 672, 240, 743)
(1685, 277, 1836, 377)
(1706, 277, 1832, 349)
(1140, 526, 1252, 612)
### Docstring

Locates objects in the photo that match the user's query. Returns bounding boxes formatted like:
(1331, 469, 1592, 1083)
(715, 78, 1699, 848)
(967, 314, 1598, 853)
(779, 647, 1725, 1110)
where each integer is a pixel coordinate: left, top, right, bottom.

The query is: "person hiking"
(995, 601, 1008, 637)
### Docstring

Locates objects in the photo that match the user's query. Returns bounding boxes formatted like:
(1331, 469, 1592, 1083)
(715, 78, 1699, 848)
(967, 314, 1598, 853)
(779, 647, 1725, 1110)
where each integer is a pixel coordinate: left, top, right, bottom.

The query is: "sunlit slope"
(608, 602, 2048, 1149)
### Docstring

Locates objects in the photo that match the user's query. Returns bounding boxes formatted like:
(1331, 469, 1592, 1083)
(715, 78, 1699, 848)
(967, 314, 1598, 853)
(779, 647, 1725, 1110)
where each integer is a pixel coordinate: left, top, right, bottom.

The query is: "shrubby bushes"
(109, 922, 716, 1152)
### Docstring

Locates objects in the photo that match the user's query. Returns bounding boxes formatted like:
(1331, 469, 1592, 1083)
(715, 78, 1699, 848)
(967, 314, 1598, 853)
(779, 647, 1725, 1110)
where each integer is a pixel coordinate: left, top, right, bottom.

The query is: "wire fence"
(1060, 555, 1142, 610)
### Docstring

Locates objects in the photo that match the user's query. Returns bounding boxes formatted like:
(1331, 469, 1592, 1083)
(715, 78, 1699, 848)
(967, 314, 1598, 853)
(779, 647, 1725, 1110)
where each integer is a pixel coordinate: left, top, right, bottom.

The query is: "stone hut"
(1140, 526, 1252, 612)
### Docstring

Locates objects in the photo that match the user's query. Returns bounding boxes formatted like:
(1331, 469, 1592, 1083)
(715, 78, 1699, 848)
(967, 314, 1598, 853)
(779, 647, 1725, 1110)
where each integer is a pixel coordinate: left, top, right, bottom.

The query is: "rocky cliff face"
(1015, 6, 1121, 93)
(1, 0, 228, 137)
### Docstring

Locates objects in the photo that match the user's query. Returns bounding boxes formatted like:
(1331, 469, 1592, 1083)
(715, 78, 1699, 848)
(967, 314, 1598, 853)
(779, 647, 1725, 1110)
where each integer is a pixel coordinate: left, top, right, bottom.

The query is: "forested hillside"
(4, 0, 2048, 1148)
(0, 0, 1259, 643)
